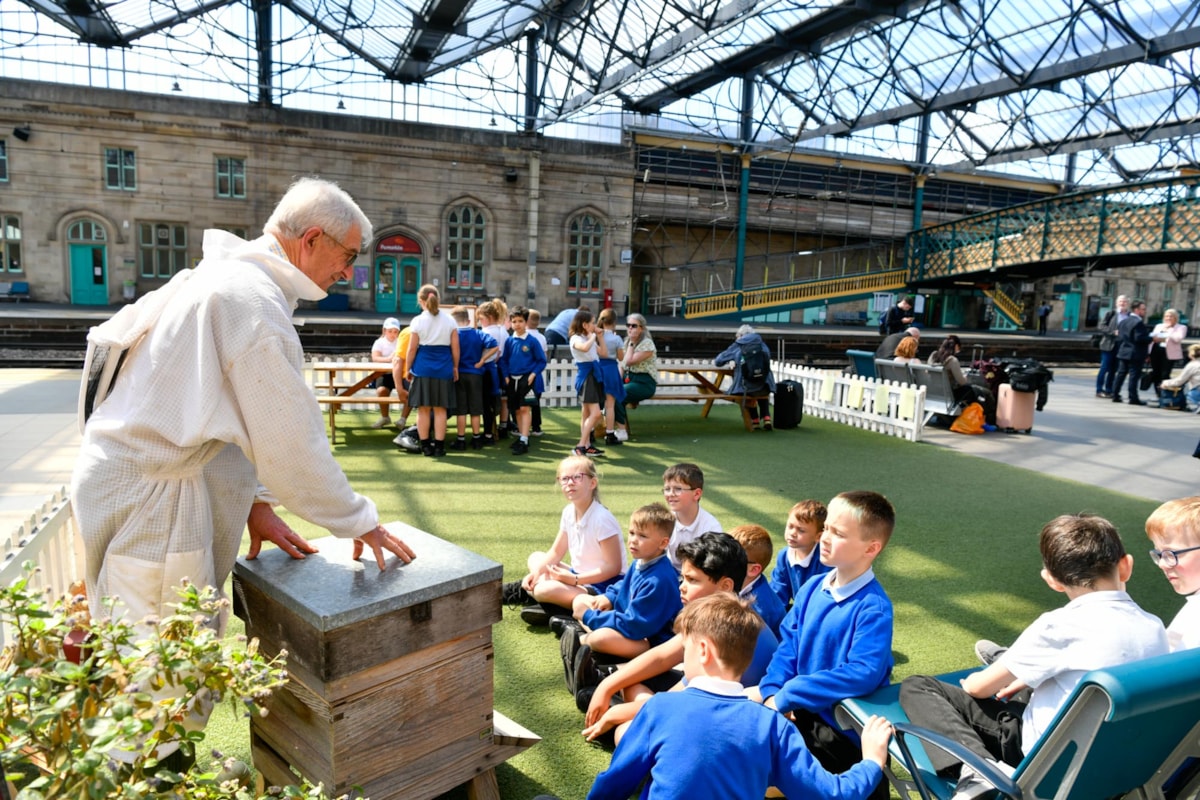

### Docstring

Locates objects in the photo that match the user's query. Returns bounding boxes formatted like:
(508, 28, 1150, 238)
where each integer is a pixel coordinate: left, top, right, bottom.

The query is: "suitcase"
(773, 380, 803, 429)
(997, 383, 1036, 433)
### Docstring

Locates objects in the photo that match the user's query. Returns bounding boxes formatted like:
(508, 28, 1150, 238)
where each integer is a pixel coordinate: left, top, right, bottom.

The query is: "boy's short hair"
(631, 503, 675, 539)
(1146, 497, 1200, 544)
(663, 463, 704, 490)
(1040, 513, 1126, 588)
(830, 491, 895, 545)
(477, 300, 499, 322)
(790, 499, 828, 527)
(674, 594, 763, 677)
(451, 307, 470, 324)
(528, 309, 542, 326)
(509, 306, 530, 322)
(677, 532, 747, 589)
(728, 524, 773, 568)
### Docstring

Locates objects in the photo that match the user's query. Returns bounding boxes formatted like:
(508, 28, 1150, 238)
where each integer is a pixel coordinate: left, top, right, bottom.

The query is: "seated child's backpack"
(950, 402, 985, 435)
(738, 341, 770, 394)
(1159, 387, 1188, 410)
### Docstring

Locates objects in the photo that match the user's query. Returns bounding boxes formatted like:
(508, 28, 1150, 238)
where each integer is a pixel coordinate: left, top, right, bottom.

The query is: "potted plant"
(0, 564, 351, 799)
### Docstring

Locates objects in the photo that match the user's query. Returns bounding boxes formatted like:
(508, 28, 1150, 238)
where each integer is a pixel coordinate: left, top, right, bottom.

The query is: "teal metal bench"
(875, 358, 915, 386)
(847, 349, 878, 378)
(836, 647, 1200, 800)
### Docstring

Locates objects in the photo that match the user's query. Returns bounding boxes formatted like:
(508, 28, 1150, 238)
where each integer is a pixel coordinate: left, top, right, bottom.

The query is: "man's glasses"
(321, 230, 360, 267)
(1149, 545, 1200, 568)
(559, 473, 591, 484)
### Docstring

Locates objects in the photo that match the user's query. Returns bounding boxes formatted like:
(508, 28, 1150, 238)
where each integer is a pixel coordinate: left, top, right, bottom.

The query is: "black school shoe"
(573, 644, 599, 710)
(561, 627, 583, 695)
(502, 581, 533, 606)
(550, 615, 581, 639)
(520, 605, 550, 626)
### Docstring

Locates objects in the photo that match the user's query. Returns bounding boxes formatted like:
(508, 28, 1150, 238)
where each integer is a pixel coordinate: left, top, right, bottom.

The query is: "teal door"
(399, 256, 421, 315)
(374, 256, 397, 314)
(1062, 292, 1082, 331)
(69, 244, 109, 305)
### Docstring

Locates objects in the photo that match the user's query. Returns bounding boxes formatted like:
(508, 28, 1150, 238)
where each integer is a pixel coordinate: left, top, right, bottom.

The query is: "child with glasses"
(662, 463, 723, 569)
(505, 455, 626, 627)
(1146, 496, 1200, 652)
(900, 513, 1167, 800)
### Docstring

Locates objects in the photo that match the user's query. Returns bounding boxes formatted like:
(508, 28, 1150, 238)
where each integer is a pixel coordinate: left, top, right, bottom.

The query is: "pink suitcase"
(997, 383, 1035, 433)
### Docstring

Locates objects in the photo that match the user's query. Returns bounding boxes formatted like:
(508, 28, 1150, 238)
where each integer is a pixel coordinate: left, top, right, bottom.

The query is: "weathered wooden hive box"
(232, 523, 503, 800)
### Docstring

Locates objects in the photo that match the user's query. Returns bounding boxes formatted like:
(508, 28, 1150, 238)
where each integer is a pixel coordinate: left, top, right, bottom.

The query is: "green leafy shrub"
(0, 564, 346, 800)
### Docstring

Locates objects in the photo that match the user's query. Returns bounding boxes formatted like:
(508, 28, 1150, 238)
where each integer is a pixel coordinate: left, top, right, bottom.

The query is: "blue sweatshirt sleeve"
(587, 707, 656, 800)
(584, 563, 681, 642)
(762, 592, 893, 715)
(769, 549, 793, 606)
(771, 718, 883, 800)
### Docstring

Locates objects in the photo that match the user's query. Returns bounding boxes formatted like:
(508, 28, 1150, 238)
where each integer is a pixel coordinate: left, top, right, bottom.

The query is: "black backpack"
(739, 341, 769, 392)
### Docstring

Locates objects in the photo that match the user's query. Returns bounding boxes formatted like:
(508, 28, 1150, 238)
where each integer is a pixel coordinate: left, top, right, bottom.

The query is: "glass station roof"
(5, 0, 1199, 185)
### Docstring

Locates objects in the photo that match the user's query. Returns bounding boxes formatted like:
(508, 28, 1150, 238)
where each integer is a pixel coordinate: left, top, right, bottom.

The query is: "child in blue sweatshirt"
(450, 307, 498, 451)
(588, 593, 891, 800)
(756, 490, 895, 800)
(730, 523, 788, 635)
(572, 503, 682, 659)
(499, 306, 547, 456)
(769, 499, 831, 609)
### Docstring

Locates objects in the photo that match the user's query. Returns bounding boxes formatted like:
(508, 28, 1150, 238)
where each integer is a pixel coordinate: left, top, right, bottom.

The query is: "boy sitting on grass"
(582, 531, 779, 742)
(769, 499, 830, 609)
(754, 490, 896, 800)
(563, 504, 682, 695)
(900, 513, 1168, 800)
(1146, 496, 1200, 652)
(662, 463, 723, 569)
(730, 523, 787, 635)
(587, 594, 892, 800)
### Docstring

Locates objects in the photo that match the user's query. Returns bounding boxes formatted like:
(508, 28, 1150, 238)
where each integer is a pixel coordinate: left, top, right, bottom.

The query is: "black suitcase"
(773, 380, 803, 429)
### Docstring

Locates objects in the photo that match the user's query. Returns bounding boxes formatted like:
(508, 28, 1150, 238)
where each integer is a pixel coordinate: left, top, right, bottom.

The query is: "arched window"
(67, 219, 107, 242)
(446, 204, 486, 289)
(567, 214, 604, 294)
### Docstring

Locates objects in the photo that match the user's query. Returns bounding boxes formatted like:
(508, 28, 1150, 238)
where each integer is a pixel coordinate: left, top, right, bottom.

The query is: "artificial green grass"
(215, 403, 1175, 799)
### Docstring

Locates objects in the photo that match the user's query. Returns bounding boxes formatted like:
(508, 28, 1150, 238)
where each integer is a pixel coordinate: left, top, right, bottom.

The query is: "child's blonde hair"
(490, 296, 509, 321)
(418, 284, 440, 315)
(729, 524, 773, 569)
(829, 491, 895, 545)
(673, 594, 762, 677)
(631, 503, 675, 540)
(477, 300, 500, 324)
(557, 455, 600, 502)
(1146, 497, 1200, 544)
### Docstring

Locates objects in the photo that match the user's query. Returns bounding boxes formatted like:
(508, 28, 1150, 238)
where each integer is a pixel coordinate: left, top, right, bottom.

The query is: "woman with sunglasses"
(610, 313, 658, 442)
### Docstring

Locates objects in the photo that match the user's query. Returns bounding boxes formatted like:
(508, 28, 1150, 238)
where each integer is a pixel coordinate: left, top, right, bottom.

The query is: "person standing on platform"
(1111, 300, 1153, 406)
(879, 295, 915, 336)
(1037, 300, 1052, 335)
(1095, 295, 1129, 398)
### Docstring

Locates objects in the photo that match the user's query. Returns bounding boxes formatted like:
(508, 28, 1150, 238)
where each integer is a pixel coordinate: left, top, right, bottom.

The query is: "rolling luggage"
(997, 383, 1035, 433)
(773, 380, 803, 429)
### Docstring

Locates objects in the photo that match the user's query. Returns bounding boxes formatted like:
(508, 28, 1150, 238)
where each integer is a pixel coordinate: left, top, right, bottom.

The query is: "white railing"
(774, 362, 928, 442)
(0, 487, 84, 649)
(308, 356, 927, 441)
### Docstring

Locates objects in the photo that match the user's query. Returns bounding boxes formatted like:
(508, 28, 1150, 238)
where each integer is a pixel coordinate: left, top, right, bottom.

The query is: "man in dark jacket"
(876, 326, 921, 359)
(1111, 300, 1153, 405)
(1094, 295, 1129, 397)
(880, 296, 915, 335)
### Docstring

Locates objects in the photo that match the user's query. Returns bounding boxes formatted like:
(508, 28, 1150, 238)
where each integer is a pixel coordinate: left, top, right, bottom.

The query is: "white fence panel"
(0, 487, 83, 649)
(773, 362, 927, 442)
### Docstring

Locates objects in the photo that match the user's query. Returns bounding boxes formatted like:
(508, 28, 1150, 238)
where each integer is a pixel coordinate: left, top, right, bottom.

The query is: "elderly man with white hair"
(72, 177, 416, 634)
(876, 326, 921, 360)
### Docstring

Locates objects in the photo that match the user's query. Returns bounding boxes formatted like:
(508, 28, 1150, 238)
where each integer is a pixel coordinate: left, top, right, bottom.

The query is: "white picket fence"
(308, 356, 928, 441)
(0, 486, 84, 649)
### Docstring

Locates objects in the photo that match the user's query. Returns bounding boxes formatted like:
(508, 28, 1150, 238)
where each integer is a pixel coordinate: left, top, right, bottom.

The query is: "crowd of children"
(373, 296, 640, 458)
(504, 455, 1200, 800)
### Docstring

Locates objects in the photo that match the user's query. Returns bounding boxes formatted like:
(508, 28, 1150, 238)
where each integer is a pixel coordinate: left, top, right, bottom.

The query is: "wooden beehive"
(232, 523, 504, 800)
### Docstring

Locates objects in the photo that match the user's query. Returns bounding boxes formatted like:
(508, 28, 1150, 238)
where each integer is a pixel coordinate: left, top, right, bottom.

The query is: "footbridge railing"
(907, 176, 1200, 283)
(682, 269, 908, 319)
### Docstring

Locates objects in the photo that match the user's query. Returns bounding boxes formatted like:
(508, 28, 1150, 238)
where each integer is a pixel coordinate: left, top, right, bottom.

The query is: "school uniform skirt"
(575, 360, 603, 404)
(410, 344, 456, 409)
(597, 358, 626, 403)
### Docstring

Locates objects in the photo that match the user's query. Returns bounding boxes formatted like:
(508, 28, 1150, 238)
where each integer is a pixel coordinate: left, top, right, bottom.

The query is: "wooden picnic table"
(311, 361, 398, 444)
(645, 365, 755, 430)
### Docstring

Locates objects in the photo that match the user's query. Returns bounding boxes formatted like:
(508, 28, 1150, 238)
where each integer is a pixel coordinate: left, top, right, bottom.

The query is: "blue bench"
(0, 281, 29, 302)
(836, 647, 1200, 800)
(847, 349, 877, 379)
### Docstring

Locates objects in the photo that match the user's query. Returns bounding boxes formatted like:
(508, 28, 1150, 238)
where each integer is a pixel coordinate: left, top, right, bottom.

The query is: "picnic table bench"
(630, 365, 756, 431)
(310, 360, 398, 443)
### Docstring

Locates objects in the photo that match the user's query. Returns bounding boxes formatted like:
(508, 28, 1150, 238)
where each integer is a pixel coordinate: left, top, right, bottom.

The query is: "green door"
(374, 256, 397, 314)
(69, 244, 109, 305)
(399, 257, 421, 315)
(1062, 292, 1082, 331)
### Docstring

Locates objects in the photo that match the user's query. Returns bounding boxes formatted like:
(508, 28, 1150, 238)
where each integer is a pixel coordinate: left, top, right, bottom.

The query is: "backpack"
(878, 312, 889, 335)
(738, 340, 769, 392)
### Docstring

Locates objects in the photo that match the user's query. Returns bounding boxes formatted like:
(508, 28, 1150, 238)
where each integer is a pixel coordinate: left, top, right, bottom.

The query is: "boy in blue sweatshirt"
(730, 523, 788, 635)
(769, 499, 831, 609)
(499, 306, 547, 456)
(588, 593, 892, 800)
(756, 490, 895, 800)
(569, 503, 681, 662)
(450, 307, 498, 451)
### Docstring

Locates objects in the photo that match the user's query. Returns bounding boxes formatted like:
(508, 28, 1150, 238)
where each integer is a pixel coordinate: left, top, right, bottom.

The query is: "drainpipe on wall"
(527, 152, 541, 302)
